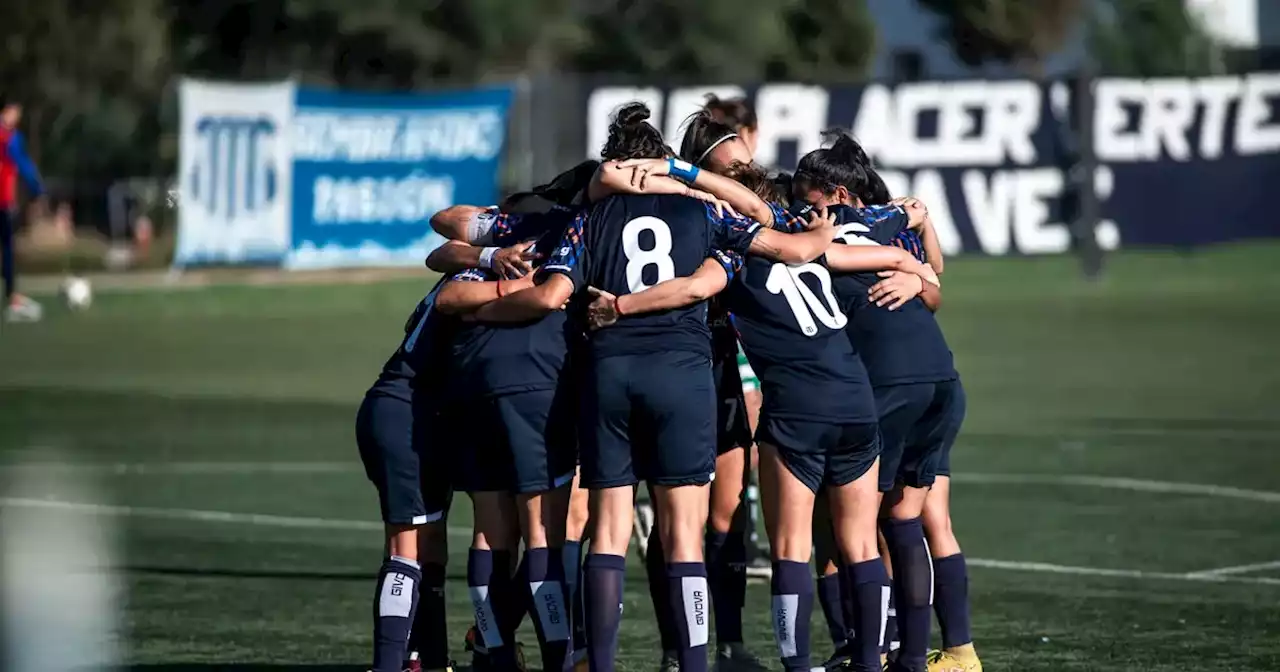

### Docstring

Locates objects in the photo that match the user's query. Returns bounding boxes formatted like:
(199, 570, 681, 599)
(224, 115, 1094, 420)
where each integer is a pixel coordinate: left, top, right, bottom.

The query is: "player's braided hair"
(601, 103, 672, 161)
(795, 130, 892, 205)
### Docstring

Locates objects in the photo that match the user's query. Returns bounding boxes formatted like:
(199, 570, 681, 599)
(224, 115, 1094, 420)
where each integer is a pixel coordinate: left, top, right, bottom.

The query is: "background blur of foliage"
(0, 0, 1218, 182)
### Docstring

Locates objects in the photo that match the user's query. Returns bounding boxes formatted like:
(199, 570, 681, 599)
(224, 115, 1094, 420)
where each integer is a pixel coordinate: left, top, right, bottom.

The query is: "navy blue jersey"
(368, 277, 455, 402)
(542, 194, 761, 359)
(445, 210, 580, 398)
(718, 204, 878, 424)
(827, 204, 957, 386)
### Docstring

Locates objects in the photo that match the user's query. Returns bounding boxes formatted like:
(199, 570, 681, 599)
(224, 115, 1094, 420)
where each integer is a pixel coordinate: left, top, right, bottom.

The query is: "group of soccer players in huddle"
(356, 95, 981, 672)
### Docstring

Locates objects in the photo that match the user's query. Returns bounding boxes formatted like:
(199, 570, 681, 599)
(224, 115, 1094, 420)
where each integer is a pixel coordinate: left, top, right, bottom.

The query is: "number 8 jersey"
(719, 207, 878, 425)
(542, 193, 762, 359)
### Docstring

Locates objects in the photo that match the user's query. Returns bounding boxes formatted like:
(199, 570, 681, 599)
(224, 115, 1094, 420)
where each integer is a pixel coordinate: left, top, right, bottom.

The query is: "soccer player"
(791, 134, 970, 672)
(462, 103, 835, 672)
(0, 97, 45, 322)
(597, 155, 937, 672)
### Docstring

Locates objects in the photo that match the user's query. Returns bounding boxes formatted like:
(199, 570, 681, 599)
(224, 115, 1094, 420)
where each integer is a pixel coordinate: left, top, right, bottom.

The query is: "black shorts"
(874, 379, 966, 490)
(755, 414, 880, 493)
(579, 351, 716, 489)
(713, 350, 753, 456)
(447, 387, 577, 495)
(355, 393, 453, 525)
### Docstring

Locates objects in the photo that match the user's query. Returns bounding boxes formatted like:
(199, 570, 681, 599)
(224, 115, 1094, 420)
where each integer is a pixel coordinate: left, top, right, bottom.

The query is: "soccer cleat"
(714, 642, 767, 671)
(658, 649, 681, 672)
(5, 294, 42, 322)
(572, 649, 590, 672)
(926, 646, 982, 672)
(819, 646, 853, 670)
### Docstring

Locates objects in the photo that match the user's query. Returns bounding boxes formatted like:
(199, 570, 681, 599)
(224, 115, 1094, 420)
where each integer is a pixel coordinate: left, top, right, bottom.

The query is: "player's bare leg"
(755, 440, 820, 671)
(741, 389, 770, 579)
(517, 483, 573, 672)
(467, 492, 521, 667)
(826, 459, 890, 672)
(921, 477, 979, 672)
(880, 485, 933, 672)
(583, 484, 635, 672)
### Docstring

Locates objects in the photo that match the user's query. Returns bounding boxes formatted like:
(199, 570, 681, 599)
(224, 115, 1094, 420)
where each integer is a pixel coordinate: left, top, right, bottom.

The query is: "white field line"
(1184, 560, 1280, 578)
(2, 496, 1279, 587)
(956, 472, 1280, 504)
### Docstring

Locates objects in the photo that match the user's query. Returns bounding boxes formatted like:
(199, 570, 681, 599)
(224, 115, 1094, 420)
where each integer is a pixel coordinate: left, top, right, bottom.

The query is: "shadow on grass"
(123, 565, 469, 583)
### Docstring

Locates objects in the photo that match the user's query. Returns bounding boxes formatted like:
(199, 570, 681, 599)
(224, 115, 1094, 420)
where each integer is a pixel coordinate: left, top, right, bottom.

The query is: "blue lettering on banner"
(287, 86, 513, 269)
(189, 117, 278, 220)
(583, 75, 1280, 254)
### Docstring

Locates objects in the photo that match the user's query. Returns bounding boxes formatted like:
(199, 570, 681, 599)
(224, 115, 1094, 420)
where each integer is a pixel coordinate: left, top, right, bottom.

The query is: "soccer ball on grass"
(60, 276, 93, 310)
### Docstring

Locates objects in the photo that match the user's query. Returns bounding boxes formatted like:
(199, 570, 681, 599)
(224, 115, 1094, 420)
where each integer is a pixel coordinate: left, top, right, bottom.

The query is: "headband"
(695, 133, 740, 166)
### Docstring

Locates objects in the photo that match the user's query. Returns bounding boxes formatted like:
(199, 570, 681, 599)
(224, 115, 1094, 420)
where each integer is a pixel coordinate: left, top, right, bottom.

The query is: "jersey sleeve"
(448, 267, 494, 283)
(892, 230, 926, 263)
(538, 210, 587, 291)
(769, 201, 808, 234)
(705, 202, 763, 256)
(469, 207, 527, 245)
(5, 133, 43, 195)
(855, 204, 910, 245)
(711, 249, 744, 283)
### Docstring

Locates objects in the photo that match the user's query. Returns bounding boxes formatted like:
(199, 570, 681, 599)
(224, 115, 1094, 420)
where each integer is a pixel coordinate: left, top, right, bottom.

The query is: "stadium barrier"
(175, 78, 512, 269)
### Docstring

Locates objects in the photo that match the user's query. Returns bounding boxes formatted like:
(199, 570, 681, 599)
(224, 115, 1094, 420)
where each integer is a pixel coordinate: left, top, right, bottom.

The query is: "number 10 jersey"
(542, 193, 761, 359)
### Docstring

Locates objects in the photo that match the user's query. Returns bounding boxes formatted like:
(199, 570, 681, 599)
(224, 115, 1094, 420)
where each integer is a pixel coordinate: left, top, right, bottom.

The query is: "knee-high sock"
(845, 559, 890, 672)
(771, 560, 814, 671)
(0, 212, 15, 300)
(524, 547, 571, 672)
(468, 548, 517, 667)
(881, 518, 932, 672)
(881, 587, 899, 655)
(816, 572, 849, 649)
(563, 539, 586, 656)
(706, 528, 746, 645)
(584, 553, 627, 672)
(666, 562, 710, 672)
(645, 527, 678, 653)
(407, 561, 448, 669)
(932, 553, 973, 649)
(373, 556, 421, 672)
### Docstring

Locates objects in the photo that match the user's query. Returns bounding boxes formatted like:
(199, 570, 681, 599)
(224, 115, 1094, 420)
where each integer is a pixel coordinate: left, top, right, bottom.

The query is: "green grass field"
(2, 245, 1278, 671)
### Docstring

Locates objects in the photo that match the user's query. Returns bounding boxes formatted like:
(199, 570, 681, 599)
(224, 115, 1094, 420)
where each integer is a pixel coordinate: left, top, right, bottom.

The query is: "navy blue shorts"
(580, 351, 716, 489)
(355, 392, 453, 525)
(713, 350, 753, 456)
(755, 414, 880, 493)
(874, 379, 966, 490)
(447, 387, 577, 495)
(910, 379, 966, 479)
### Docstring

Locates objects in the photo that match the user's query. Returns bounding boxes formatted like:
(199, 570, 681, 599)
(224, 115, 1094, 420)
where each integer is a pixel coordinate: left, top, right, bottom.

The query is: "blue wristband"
(668, 158, 700, 183)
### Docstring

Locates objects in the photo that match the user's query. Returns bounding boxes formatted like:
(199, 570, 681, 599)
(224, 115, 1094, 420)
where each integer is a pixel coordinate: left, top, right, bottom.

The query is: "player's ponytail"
(679, 110, 739, 167)
(601, 103, 672, 161)
(795, 130, 891, 205)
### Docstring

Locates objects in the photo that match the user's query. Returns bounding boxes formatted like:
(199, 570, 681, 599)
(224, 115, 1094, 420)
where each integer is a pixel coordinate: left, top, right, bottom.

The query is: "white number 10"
(622, 216, 676, 293)
(765, 262, 847, 336)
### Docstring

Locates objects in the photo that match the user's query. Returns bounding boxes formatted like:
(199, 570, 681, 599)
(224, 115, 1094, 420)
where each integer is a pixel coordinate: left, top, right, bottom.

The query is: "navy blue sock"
(645, 528, 678, 653)
(933, 553, 973, 649)
(0, 211, 14, 301)
(372, 556, 421, 672)
(584, 553, 627, 672)
(881, 518, 932, 672)
(881, 585, 899, 656)
(816, 572, 848, 649)
(468, 548, 515, 666)
(564, 539, 587, 655)
(500, 551, 527, 642)
(524, 547, 571, 671)
(407, 561, 448, 669)
(666, 562, 710, 672)
(770, 560, 813, 671)
(845, 559, 890, 672)
(706, 527, 746, 644)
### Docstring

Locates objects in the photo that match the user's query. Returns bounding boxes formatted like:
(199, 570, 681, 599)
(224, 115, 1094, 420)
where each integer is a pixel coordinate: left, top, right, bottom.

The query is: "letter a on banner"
(175, 78, 296, 267)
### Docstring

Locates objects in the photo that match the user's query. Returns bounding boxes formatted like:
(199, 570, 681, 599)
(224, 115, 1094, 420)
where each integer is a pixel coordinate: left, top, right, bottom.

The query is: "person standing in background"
(0, 97, 45, 322)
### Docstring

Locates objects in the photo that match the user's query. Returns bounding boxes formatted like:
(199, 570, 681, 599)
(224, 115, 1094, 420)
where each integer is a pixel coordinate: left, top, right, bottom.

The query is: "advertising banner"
(286, 87, 513, 269)
(175, 79, 295, 266)
(582, 75, 1280, 253)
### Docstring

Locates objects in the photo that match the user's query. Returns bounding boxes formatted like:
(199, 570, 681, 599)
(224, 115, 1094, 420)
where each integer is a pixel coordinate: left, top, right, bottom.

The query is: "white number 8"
(622, 216, 676, 293)
(765, 262, 848, 336)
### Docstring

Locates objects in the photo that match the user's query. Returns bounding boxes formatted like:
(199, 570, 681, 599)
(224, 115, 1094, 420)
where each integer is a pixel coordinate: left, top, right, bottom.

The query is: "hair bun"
(613, 103, 652, 129)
